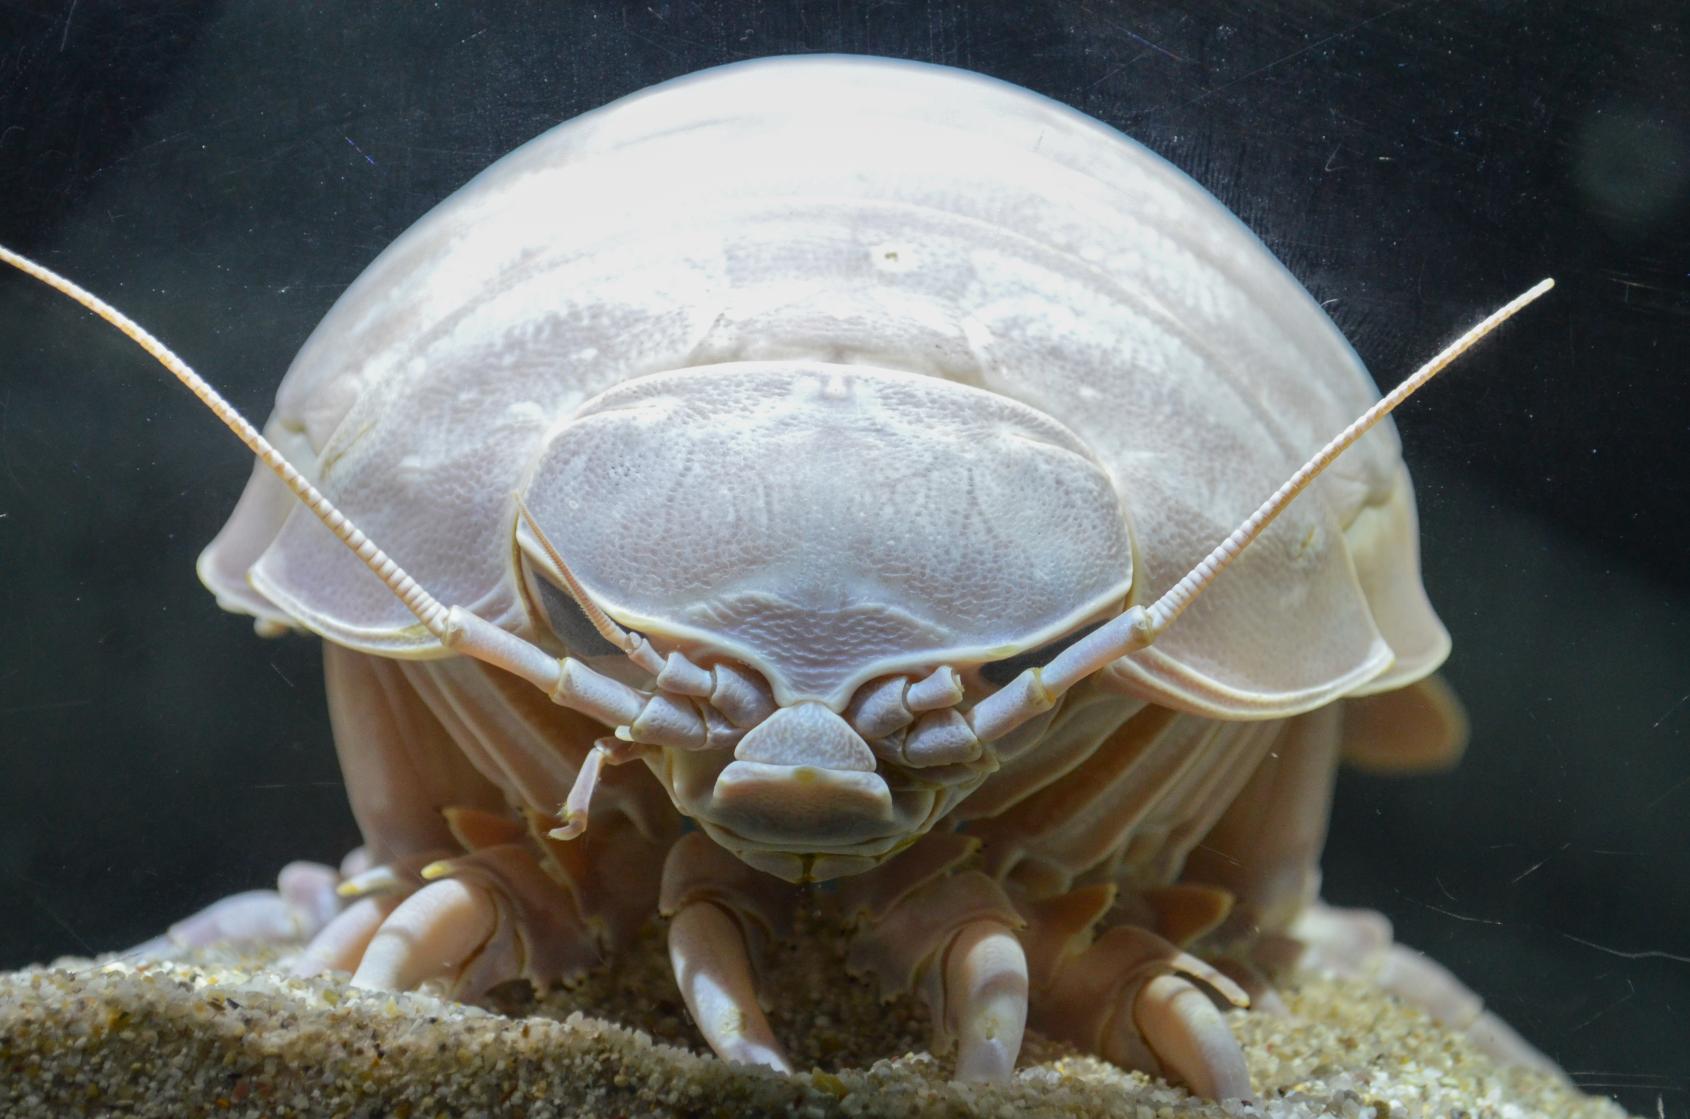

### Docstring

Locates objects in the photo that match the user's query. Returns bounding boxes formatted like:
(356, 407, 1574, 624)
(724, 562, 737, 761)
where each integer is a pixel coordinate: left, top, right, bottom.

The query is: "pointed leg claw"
(1032, 917, 1252, 1101)
(668, 901, 792, 1073)
(1132, 974, 1252, 1102)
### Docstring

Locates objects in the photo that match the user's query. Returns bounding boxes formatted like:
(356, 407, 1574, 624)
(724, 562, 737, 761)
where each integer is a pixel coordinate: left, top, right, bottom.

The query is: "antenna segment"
(1145, 277, 1556, 638)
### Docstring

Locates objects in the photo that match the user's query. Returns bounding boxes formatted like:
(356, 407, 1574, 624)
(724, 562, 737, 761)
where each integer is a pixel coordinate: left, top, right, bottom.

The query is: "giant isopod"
(1, 56, 1555, 1099)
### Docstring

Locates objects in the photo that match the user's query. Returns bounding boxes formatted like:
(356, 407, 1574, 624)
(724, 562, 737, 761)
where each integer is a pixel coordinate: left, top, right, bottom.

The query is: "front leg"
(659, 832, 795, 1072)
(840, 833, 1029, 1083)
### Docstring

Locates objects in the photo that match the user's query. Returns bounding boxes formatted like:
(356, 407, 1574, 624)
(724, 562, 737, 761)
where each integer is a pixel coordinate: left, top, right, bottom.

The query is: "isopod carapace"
(1, 55, 1554, 1100)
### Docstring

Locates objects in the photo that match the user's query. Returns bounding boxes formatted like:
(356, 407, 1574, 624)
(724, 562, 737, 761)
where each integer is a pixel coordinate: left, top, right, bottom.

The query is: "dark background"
(0, 3, 1684, 1114)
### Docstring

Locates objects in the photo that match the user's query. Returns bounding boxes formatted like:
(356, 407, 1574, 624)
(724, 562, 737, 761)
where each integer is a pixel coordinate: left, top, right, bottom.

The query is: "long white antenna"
(1144, 276, 1556, 637)
(0, 245, 713, 750)
(0, 245, 451, 639)
(1, 245, 696, 741)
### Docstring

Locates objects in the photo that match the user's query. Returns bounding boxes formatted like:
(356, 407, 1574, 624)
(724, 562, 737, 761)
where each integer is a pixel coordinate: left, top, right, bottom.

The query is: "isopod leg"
(1028, 909, 1252, 1101)
(1131, 973, 1251, 1100)
(661, 833, 793, 1071)
(941, 918, 1029, 1082)
(285, 893, 402, 976)
(667, 900, 792, 1072)
(842, 846, 1030, 1083)
(352, 877, 499, 991)
(320, 649, 676, 1000)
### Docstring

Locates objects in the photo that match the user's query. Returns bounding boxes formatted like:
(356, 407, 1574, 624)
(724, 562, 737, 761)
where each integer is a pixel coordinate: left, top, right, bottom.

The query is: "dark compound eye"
(979, 618, 1108, 687)
(533, 575, 623, 660)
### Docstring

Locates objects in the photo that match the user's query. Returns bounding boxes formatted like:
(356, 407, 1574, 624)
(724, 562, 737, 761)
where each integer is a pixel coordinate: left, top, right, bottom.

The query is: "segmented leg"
(136, 640, 1554, 1096)
(1020, 885, 1252, 1100)
(1135, 976, 1249, 1100)
(285, 893, 401, 976)
(852, 861, 1030, 1079)
(315, 650, 674, 999)
(942, 920, 1029, 1082)
(840, 831, 1247, 1096)
(352, 877, 499, 991)
(924, 695, 1274, 1096)
(668, 902, 791, 1072)
(661, 832, 793, 1072)
(835, 833, 1027, 1082)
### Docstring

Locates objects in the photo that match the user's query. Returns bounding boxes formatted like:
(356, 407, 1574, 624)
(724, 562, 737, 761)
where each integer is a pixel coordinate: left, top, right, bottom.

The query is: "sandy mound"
(1, 920, 1629, 1119)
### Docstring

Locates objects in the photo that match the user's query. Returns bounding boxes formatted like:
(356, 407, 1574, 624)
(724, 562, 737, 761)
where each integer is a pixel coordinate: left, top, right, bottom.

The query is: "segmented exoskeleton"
(1, 56, 1555, 1099)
